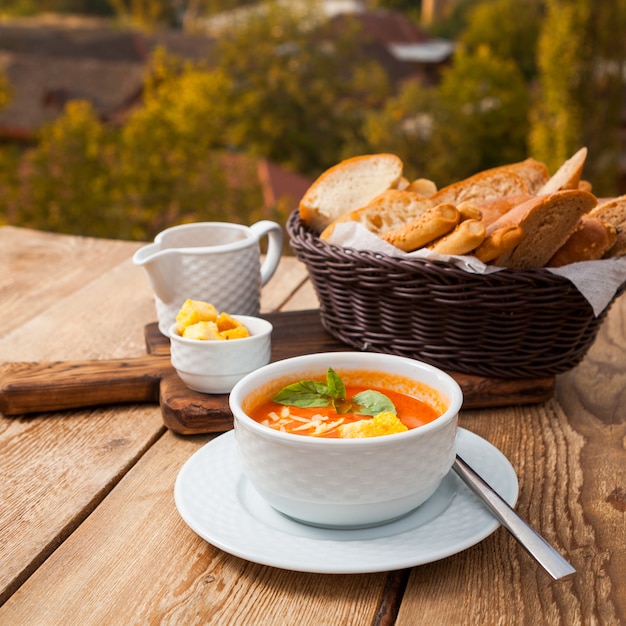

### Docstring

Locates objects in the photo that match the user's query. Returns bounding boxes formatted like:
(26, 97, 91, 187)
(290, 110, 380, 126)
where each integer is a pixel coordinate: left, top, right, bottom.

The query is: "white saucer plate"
(174, 428, 518, 574)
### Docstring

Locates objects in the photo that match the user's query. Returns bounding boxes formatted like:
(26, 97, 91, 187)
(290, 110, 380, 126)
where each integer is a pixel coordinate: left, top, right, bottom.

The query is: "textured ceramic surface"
(133, 221, 283, 335)
(169, 316, 272, 394)
(229, 352, 463, 528)
(174, 429, 519, 573)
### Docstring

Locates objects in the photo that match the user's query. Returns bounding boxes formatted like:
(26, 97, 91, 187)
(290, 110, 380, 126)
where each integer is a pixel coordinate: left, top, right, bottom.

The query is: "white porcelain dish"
(174, 428, 519, 574)
(229, 352, 463, 528)
(169, 315, 272, 394)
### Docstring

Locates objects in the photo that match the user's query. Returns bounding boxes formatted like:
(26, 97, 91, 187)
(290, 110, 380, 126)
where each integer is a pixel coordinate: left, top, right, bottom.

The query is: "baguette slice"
(428, 219, 486, 256)
(382, 203, 459, 252)
(588, 195, 626, 257)
(490, 189, 597, 268)
(320, 190, 433, 240)
(430, 169, 529, 206)
(299, 154, 404, 232)
(547, 216, 617, 266)
(537, 147, 588, 195)
(474, 225, 525, 263)
(477, 194, 533, 226)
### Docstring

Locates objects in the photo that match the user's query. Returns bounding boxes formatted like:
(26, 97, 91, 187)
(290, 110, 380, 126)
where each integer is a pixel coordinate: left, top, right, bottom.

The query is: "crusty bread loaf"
(428, 219, 486, 255)
(299, 154, 404, 232)
(537, 147, 587, 195)
(320, 190, 433, 240)
(382, 203, 459, 252)
(490, 189, 597, 268)
(588, 195, 626, 257)
(430, 170, 529, 206)
(498, 158, 550, 194)
(474, 225, 525, 263)
(547, 216, 617, 266)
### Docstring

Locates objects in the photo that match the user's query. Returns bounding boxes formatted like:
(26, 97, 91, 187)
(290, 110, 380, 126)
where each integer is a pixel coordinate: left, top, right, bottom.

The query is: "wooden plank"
(0, 230, 316, 607)
(0, 226, 143, 335)
(0, 233, 165, 604)
(0, 431, 392, 625)
(0, 312, 555, 433)
(260, 255, 312, 312)
(396, 292, 626, 625)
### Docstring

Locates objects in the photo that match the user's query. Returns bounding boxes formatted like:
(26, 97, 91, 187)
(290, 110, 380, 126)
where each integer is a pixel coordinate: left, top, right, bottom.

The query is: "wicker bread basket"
(287, 209, 626, 379)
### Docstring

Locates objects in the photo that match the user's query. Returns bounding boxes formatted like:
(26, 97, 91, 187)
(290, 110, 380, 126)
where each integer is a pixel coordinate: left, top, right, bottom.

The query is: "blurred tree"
(459, 0, 542, 81)
(12, 101, 116, 237)
(349, 78, 439, 181)
(207, 1, 391, 177)
(0, 72, 12, 112)
(530, 0, 626, 195)
(429, 45, 530, 182)
(108, 0, 176, 27)
(357, 45, 530, 185)
(0, 0, 113, 15)
(116, 51, 262, 237)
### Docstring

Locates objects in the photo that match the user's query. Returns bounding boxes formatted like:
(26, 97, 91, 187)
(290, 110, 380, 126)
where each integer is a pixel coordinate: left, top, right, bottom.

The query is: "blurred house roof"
(0, 16, 215, 139)
(0, 51, 145, 138)
(257, 159, 313, 210)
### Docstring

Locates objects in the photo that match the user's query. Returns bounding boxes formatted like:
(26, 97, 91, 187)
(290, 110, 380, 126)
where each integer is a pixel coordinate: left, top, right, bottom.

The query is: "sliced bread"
(537, 147, 588, 195)
(589, 194, 626, 257)
(489, 189, 597, 268)
(547, 215, 617, 266)
(320, 190, 433, 240)
(299, 153, 404, 232)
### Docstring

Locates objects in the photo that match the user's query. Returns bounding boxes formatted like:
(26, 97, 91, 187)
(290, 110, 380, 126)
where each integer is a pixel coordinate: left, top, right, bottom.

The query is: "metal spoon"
(453, 454, 576, 582)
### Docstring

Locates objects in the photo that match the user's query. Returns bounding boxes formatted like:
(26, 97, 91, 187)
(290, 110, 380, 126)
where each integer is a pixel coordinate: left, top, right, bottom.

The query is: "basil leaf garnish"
(352, 390, 396, 416)
(272, 380, 332, 407)
(272, 368, 396, 416)
(326, 367, 346, 402)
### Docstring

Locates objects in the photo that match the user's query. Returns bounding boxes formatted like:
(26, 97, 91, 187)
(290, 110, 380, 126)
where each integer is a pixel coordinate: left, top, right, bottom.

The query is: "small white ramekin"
(169, 315, 272, 394)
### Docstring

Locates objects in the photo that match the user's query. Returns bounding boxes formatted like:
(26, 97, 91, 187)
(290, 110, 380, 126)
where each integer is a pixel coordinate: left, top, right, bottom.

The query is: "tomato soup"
(250, 383, 440, 438)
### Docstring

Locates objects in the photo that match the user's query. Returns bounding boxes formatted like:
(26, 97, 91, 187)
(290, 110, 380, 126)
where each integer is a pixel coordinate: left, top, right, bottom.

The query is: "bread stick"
(382, 203, 459, 252)
(428, 219, 486, 255)
(456, 201, 482, 221)
(473, 225, 525, 263)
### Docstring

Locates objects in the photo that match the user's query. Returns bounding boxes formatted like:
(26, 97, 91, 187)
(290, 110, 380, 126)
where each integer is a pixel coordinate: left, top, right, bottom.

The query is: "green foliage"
(13, 101, 114, 237)
(429, 45, 530, 182)
(108, 0, 176, 27)
(530, 0, 626, 194)
(1, 0, 625, 237)
(358, 45, 530, 185)
(207, 2, 391, 176)
(0, 0, 113, 16)
(460, 0, 542, 80)
(0, 72, 12, 111)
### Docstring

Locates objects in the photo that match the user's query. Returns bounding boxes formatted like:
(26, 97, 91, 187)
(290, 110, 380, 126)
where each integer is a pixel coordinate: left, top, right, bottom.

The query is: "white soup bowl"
(229, 351, 463, 528)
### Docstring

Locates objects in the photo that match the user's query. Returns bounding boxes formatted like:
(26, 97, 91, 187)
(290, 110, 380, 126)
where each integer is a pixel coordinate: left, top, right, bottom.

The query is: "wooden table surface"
(1, 224, 625, 625)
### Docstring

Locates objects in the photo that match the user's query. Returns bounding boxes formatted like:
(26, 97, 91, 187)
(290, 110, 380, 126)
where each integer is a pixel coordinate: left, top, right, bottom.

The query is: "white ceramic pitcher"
(133, 221, 283, 334)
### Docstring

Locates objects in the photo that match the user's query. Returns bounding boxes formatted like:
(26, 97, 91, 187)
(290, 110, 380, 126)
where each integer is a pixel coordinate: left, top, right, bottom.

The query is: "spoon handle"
(453, 454, 576, 581)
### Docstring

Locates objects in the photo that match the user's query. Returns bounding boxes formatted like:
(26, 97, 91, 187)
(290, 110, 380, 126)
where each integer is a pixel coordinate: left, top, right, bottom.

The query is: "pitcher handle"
(250, 220, 283, 286)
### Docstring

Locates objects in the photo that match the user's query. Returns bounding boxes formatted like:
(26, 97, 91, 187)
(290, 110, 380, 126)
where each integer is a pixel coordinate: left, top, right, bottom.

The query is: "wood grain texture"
(1, 312, 555, 433)
(0, 226, 143, 336)
(0, 432, 392, 625)
(1, 225, 625, 625)
(397, 291, 626, 625)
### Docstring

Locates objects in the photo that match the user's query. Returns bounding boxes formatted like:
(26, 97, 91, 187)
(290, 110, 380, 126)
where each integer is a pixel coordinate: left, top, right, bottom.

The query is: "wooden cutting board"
(0, 309, 555, 434)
